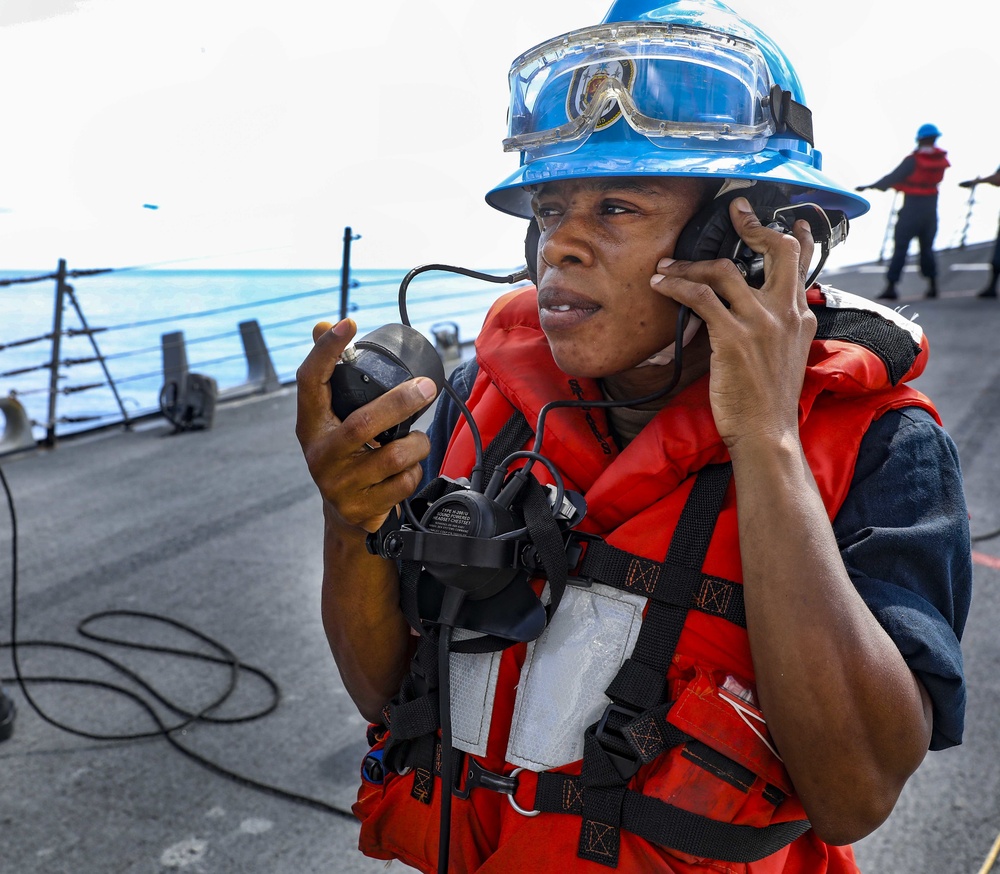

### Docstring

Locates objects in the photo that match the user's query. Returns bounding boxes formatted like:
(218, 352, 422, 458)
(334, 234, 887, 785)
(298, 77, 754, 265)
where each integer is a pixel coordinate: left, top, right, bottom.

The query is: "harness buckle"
(453, 755, 519, 800)
(595, 702, 643, 781)
(450, 756, 540, 818)
(565, 531, 603, 588)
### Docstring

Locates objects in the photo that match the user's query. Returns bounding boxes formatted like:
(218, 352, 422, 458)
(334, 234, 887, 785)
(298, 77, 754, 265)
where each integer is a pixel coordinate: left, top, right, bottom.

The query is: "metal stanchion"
(339, 227, 362, 322)
(878, 192, 901, 264)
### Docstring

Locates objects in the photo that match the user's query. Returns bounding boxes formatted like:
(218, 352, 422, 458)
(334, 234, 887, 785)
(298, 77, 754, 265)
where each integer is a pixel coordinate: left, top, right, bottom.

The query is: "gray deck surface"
(2, 245, 999, 874)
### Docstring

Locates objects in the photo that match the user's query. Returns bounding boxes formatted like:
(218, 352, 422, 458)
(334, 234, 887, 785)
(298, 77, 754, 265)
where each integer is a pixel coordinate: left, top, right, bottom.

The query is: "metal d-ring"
(506, 768, 541, 817)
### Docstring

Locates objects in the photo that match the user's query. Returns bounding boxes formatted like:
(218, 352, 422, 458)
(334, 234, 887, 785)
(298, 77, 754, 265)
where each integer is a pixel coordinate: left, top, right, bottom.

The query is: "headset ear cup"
(744, 184, 792, 226)
(674, 198, 739, 263)
(674, 185, 791, 263)
(524, 219, 540, 285)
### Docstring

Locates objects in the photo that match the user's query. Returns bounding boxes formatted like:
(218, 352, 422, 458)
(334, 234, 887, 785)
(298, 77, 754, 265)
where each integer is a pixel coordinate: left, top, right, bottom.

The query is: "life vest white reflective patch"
(507, 582, 647, 771)
(449, 631, 503, 759)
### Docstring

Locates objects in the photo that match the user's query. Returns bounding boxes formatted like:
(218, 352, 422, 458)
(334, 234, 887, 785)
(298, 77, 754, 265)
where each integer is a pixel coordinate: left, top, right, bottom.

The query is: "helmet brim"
(486, 142, 870, 220)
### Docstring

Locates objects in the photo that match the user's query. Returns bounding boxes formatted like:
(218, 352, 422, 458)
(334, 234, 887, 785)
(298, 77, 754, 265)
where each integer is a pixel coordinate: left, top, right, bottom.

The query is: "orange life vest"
(896, 147, 950, 197)
(353, 286, 937, 874)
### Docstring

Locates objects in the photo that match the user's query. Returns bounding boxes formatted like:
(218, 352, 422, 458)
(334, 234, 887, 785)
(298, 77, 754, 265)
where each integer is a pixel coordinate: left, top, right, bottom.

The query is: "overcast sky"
(1, 0, 997, 275)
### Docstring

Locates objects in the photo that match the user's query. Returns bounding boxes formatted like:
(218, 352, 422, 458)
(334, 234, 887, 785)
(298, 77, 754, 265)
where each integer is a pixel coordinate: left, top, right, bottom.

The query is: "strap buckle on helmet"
(763, 84, 814, 146)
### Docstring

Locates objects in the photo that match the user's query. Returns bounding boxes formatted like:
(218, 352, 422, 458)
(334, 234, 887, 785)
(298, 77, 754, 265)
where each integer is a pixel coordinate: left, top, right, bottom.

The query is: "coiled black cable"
(0, 461, 356, 819)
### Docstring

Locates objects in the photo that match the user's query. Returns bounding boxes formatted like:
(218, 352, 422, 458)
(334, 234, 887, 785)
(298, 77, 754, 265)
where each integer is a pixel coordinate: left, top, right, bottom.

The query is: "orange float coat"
(354, 286, 937, 873)
(895, 147, 950, 197)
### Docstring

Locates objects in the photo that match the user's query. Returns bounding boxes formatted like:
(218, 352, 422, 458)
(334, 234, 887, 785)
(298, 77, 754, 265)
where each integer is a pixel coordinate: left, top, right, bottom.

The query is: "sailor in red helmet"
(295, 2, 971, 871)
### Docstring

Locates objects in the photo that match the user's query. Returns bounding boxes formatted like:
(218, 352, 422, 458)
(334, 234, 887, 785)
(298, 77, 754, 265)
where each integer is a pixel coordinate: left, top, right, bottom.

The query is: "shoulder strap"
(481, 406, 535, 484)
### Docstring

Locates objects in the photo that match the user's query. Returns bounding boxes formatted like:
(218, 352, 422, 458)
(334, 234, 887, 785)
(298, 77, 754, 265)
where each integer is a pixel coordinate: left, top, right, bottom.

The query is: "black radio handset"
(329, 263, 529, 446)
(331, 323, 446, 445)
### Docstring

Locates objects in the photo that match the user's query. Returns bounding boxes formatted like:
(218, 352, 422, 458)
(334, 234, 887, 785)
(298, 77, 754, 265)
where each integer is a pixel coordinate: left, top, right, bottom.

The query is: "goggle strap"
(767, 85, 813, 146)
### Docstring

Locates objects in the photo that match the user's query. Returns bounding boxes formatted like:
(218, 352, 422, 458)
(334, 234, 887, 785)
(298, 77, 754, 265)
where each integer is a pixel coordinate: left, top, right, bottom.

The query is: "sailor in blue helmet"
(295, 1, 971, 871)
(857, 123, 950, 300)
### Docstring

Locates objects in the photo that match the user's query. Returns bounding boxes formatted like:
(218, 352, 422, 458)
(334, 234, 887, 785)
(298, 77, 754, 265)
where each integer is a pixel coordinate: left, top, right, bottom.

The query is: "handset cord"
(396, 263, 530, 514)
(435, 587, 467, 874)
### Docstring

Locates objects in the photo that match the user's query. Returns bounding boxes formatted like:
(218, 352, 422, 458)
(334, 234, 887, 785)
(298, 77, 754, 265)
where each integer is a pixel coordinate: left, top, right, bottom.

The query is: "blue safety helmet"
(916, 123, 941, 140)
(486, 0, 869, 219)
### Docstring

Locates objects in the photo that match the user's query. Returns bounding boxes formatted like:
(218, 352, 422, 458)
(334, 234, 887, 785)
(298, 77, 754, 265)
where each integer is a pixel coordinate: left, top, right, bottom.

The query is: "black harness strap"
(575, 730, 632, 865)
(576, 540, 747, 627)
(622, 790, 811, 861)
(521, 473, 571, 623)
(481, 407, 535, 485)
(555, 462, 808, 866)
(618, 463, 734, 697)
(534, 772, 811, 863)
(620, 701, 687, 765)
(574, 463, 734, 866)
(598, 464, 734, 735)
(381, 633, 440, 781)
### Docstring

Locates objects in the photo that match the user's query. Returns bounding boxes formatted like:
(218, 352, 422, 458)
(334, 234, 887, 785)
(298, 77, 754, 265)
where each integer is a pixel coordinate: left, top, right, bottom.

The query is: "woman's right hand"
(295, 319, 438, 533)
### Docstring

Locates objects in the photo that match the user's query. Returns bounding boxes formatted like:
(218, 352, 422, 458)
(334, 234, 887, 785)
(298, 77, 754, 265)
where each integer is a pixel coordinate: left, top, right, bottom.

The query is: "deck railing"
(1, 236, 528, 453)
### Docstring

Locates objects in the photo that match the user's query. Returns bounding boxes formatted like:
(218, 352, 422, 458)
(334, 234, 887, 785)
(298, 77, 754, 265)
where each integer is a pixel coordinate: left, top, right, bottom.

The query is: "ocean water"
(0, 265, 527, 441)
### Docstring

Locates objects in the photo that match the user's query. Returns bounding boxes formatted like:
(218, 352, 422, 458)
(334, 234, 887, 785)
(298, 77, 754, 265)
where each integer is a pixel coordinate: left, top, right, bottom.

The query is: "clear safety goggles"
(504, 23, 779, 161)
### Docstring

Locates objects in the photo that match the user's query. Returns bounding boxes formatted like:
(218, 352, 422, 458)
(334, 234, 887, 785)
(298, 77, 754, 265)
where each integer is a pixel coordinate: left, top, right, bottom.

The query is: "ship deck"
(2, 245, 1000, 874)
